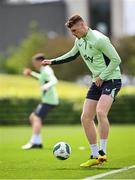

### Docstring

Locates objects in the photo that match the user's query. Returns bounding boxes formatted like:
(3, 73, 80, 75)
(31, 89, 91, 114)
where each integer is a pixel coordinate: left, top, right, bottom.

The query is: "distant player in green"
(42, 15, 122, 167)
(22, 53, 59, 150)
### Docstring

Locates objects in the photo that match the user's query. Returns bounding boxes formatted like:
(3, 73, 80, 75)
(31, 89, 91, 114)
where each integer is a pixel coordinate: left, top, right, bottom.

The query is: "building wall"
(0, 1, 67, 52)
(111, 0, 135, 40)
(64, 0, 89, 23)
(1, 0, 135, 52)
(111, 0, 124, 40)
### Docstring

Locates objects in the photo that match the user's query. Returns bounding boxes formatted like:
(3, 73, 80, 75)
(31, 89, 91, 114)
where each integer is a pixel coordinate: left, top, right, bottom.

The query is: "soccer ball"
(53, 142, 71, 160)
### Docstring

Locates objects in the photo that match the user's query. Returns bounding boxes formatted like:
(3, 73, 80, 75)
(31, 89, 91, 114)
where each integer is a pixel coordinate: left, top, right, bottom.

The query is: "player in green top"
(42, 14, 122, 167)
(22, 53, 59, 150)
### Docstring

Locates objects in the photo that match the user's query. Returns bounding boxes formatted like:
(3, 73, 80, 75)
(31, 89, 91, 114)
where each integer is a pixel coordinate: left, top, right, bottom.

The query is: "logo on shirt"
(89, 44, 92, 48)
(78, 43, 83, 47)
(78, 41, 84, 47)
(84, 54, 93, 63)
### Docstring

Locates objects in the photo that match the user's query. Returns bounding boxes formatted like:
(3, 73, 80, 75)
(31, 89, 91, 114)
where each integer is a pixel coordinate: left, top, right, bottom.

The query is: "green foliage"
(3, 31, 88, 80)
(3, 31, 135, 79)
(0, 95, 135, 125)
(0, 98, 82, 125)
(0, 74, 86, 125)
(4, 32, 47, 74)
(109, 95, 135, 123)
(42, 36, 89, 81)
(0, 74, 135, 125)
(116, 36, 135, 75)
(0, 53, 6, 73)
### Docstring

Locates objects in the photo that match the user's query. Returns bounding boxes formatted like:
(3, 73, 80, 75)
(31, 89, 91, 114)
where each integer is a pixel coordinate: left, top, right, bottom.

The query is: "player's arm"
(96, 37, 121, 81)
(31, 71, 41, 79)
(23, 68, 41, 79)
(41, 70, 58, 91)
(42, 41, 79, 65)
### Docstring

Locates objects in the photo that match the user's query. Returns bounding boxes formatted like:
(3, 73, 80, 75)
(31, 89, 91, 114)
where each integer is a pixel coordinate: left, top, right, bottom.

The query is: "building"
(0, 0, 135, 52)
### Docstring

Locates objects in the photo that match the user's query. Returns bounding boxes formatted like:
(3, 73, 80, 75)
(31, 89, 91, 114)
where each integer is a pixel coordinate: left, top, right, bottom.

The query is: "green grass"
(0, 125, 135, 179)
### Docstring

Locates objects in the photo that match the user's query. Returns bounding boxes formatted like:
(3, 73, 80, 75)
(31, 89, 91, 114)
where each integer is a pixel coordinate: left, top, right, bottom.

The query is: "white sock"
(100, 139, 107, 154)
(30, 134, 42, 144)
(90, 143, 99, 158)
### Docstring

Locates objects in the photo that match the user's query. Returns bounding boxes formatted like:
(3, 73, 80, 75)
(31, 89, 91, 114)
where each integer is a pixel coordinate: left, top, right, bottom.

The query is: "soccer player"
(22, 53, 59, 150)
(41, 14, 122, 167)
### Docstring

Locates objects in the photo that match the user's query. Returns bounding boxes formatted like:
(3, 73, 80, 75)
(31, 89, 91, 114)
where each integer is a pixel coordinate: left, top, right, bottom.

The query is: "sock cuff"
(100, 139, 107, 142)
(91, 143, 98, 147)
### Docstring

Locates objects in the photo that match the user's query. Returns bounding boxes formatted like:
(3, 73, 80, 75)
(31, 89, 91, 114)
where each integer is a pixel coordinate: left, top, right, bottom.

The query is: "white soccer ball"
(53, 142, 71, 160)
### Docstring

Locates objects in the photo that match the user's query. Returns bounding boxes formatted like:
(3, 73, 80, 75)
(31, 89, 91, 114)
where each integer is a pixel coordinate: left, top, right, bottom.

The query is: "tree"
(116, 36, 135, 75)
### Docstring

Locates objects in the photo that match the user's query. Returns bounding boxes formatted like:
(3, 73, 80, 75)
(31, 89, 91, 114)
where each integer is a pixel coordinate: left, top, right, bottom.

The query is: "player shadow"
(89, 167, 123, 170)
(53, 166, 122, 171)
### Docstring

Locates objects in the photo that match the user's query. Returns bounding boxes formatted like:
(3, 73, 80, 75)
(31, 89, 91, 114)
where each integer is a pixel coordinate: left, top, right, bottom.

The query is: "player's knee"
(29, 113, 37, 123)
(81, 113, 92, 124)
(96, 108, 107, 120)
(29, 113, 33, 123)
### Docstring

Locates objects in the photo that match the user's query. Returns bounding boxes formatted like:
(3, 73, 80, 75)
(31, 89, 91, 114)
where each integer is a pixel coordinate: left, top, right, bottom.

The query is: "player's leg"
(80, 83, 102, 167)
(80, 98, 101, 167)
(22, 103, 44, 150)
(81, 99, 98, 152)
(29, 112, 43, 146)
(21, 112, 43, 150)
(22, 103, 57, 150)
(30, 112, 42, 134)
(96, 94, 113, 162)
(97, 79, 122, 161)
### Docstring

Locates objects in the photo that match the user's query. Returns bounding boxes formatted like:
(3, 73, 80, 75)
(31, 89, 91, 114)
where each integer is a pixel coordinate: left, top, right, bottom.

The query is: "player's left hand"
(95, 77, 103, 87)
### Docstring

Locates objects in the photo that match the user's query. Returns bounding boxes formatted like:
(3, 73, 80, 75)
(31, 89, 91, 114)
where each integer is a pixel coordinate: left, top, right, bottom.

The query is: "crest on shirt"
(84, 54, 93, 63)
(89, 44, 92, 48)
(78, 41, 84, 47)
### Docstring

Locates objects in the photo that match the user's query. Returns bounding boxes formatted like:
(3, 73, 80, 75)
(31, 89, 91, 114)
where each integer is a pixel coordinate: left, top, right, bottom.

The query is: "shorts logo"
(105, 88, 111, 92)
(111, 88, 116, 98)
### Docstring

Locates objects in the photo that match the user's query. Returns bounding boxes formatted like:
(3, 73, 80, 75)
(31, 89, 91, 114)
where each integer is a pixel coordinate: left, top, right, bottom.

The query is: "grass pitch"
(0, 125, 135, 179)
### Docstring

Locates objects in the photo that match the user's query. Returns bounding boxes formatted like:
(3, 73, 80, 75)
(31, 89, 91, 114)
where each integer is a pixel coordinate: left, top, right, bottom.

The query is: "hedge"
(0, 95, 135, 125)
(0, 98, 82, 125)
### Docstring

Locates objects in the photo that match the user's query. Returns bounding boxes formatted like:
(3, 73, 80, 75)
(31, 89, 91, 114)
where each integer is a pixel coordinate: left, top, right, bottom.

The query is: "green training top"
(51, 28, 121, 82)
(31, 66, 59, 105)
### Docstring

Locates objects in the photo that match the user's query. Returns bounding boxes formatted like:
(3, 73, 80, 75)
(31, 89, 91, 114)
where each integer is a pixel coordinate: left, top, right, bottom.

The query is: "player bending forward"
(41, 15, 122, 167)
(22, 53, 59, 150)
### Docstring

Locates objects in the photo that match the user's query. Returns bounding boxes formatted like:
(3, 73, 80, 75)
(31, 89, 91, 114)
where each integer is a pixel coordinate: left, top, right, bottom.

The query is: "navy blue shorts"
(86, 79, 122, 101)
(34, 103, 57, 119)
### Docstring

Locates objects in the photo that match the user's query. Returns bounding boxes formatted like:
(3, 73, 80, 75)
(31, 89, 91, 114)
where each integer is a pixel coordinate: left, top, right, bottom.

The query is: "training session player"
(22, 53, 59, 150)
(41, 15, 122, 167)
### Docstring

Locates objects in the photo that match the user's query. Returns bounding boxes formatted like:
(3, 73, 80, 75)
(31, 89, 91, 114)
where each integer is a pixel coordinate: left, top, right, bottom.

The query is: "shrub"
(5, 32, 47, 74)
(116, 36, 135, 75)
(0, 98, 82, 125)
(0, 95, 135, 125)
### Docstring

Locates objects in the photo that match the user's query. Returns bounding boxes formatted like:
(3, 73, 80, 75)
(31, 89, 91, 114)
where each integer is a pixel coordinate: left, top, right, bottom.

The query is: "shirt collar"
(82, 28, 94, 40)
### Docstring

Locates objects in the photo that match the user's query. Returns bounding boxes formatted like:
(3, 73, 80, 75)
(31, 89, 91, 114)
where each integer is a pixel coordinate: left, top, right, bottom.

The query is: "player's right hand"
(23, 68, 32, 76)
(41, 59, 52, 65)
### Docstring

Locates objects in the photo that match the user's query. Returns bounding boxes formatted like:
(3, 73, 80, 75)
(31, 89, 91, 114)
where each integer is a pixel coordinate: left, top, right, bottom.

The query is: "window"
(89, 0, 111, 36)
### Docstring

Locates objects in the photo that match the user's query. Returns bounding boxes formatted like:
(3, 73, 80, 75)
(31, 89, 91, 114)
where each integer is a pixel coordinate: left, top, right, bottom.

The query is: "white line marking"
(84, 165, 135, 180)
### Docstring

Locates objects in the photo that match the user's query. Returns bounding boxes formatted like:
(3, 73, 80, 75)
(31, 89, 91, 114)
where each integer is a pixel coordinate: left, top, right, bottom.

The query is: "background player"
(22, 53, 59, 150)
